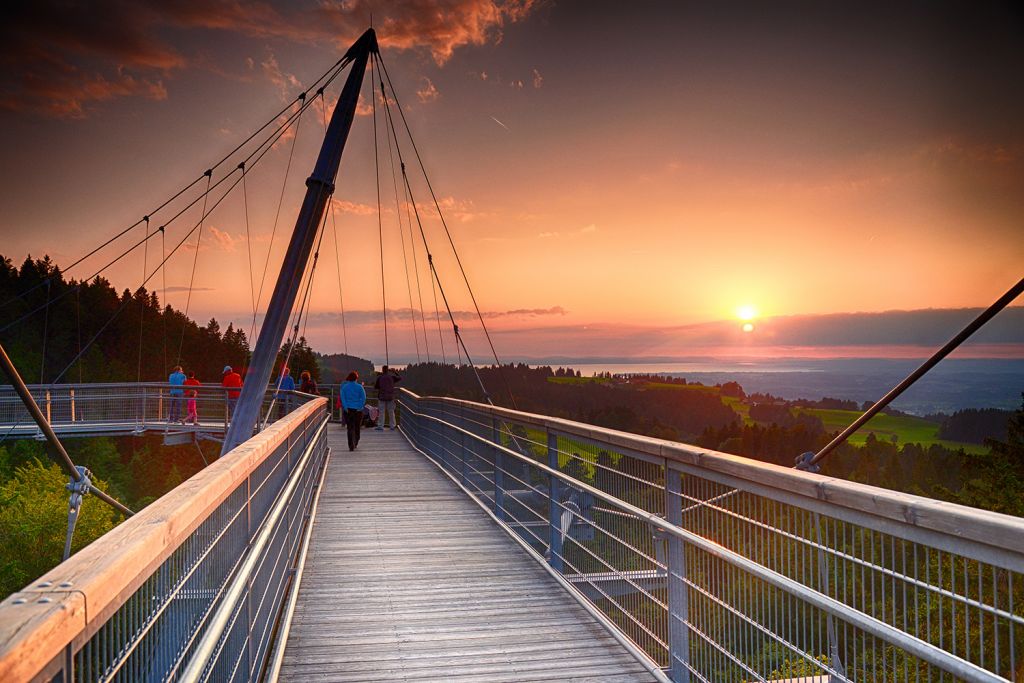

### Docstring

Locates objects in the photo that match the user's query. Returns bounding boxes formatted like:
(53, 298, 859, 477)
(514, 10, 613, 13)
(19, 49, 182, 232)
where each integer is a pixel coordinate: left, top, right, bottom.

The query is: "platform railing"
(398, 389, 1024, 683)
(0, 382, 319, 438)
(0, 397, 330, 682)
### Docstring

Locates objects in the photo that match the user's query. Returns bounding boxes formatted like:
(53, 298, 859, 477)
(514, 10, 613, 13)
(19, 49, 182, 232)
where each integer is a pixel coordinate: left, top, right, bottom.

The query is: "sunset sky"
(1, 1, 1022, 362)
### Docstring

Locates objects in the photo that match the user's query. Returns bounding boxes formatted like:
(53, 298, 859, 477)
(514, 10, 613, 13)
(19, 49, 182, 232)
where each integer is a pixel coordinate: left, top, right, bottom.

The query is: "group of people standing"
(339, 365, 402, 451)
(166, 364, 317, 425)
(166, 362, 402, 450)
(167, 366, 203, 424)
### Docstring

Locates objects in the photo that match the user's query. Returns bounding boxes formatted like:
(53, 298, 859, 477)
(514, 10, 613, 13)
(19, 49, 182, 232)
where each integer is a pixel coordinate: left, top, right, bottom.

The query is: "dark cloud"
(0, 2, 183, 117)
(0, 0, 541, 117)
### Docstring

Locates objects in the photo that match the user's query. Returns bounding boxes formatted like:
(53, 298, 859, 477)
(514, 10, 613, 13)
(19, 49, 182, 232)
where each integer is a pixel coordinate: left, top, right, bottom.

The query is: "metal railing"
(0, 397, 330, 682)
(398, 389, 1024, 682)
(0, 382, 319, 438)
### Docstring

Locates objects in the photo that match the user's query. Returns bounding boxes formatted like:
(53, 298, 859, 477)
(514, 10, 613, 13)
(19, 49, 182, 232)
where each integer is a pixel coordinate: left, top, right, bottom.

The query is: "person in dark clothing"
(374, 365, 402, 430)
(340, 371, 367, 450)
(299, 370, 318, 395)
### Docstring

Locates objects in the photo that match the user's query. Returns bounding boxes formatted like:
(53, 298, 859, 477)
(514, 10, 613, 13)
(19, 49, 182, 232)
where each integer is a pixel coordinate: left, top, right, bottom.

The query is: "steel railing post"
(492, 417, 505, 521)
(547, 429, 563, 572)
(666, 466, 690, 682)
(459, 403, 468, 486)
(814, 512, 845, 681)
(70, 388, 76, 423)
(45, 389, 51, 423)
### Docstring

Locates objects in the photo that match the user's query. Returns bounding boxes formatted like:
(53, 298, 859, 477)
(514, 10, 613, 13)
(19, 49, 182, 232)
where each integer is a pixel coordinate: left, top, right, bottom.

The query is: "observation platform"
(278, 426, 657, 682)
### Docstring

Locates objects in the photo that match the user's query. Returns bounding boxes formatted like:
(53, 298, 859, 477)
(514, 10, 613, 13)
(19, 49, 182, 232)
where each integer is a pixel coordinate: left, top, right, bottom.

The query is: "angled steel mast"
(222, 28, 378, 455)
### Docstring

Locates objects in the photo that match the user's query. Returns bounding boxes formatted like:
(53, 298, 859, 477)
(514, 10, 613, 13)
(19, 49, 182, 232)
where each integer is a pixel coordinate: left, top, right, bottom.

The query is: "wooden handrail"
(0, 397, 328, 682)
(400, 389, 1024, 564)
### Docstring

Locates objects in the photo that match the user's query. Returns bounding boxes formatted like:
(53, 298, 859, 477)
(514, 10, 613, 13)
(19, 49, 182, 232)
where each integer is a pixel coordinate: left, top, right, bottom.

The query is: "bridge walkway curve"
(278, 425, 657, 682)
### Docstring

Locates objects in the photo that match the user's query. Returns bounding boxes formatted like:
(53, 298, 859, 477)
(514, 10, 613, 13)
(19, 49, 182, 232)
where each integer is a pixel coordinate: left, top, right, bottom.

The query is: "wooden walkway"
(278, 426, 658, 682)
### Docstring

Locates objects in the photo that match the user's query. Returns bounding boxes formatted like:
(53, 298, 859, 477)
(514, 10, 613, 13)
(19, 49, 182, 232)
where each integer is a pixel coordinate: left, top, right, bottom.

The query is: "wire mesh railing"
(0, 382, 318, 438)
(0, 397, 330, 682)
(397, 389, 1024, 683)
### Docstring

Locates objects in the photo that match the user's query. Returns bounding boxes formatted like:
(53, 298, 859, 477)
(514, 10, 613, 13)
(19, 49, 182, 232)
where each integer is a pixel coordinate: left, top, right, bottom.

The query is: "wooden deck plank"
(278, 426, 657, 682)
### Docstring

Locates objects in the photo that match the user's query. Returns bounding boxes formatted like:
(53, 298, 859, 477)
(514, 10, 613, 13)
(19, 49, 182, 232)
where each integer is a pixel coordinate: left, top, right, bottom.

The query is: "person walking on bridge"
(168, 365, 186, 424)
(222, 365, 242, 420)
(374, 365, 402, 430)
(341, 371, 366, 451)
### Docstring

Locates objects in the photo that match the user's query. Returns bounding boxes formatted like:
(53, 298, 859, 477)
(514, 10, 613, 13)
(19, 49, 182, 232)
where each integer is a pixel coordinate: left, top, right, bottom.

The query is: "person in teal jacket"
(340, 371, 367, 451)
(168, 365, 186, 423)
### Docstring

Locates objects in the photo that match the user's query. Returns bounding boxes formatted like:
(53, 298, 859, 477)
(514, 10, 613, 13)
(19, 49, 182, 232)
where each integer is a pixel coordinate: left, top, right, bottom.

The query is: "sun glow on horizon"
(737, 304, 758, 321)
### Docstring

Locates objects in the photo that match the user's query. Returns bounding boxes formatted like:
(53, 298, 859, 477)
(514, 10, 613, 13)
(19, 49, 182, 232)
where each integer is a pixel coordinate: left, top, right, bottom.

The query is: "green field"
(543, 377, 988, 454)
(547, 376, 612, 385)
(800, 408, 986, 454)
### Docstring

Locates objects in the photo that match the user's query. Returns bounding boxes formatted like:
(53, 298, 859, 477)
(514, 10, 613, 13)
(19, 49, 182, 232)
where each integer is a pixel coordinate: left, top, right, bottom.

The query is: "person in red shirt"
(222, 365, 243, 419)
(184, 371, 201, 424)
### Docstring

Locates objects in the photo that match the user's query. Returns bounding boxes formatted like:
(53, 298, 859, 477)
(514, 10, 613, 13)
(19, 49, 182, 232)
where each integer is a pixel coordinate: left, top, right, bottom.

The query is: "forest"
(1, 253, 1020, 603)
(399, 362, 1023, 518)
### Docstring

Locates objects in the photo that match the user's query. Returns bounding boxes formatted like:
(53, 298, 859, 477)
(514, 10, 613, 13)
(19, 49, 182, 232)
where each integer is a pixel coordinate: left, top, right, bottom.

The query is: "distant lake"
(533, 358, 1024, 415)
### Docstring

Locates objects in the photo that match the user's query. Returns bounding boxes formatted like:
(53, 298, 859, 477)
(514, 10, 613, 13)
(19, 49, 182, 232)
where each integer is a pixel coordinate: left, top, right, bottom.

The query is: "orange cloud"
(0, 1, 542, 117)
(0, 3, 184, 117)
(416, 77, 440, 103)
(160, 0, 542, 65)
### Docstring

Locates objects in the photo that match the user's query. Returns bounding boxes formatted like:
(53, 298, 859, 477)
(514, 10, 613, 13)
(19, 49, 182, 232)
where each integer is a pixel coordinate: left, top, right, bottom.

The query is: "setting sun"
(737, 305, 758, 321)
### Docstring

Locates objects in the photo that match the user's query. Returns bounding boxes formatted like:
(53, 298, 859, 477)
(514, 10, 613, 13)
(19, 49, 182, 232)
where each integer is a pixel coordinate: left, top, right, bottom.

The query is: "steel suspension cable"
(380, 82, 422, 362)
(262, 208, 331, 427)
(0, 57, 352, 311)
(240, 162, 257, 327)
(377, 56, 516, 403)
(251, 94, 308, 345)
(401, 173, 433, 362)
(804, 276, 1024, 469)
(76, 287, 83, 383)
(39, 279, 51, 383)
(371, 58, 389, 365)
(377, 56, 517, 406)
(318, 94, 349, 356)
(4, 55, 350, 349)
(52, 117, 311, 385)
(137, 216, 151, 383)
(328, 201, 349, 356)
(176, 173, 213, 364)
(398, 161, 489, 400)
(161, 226, 168, 373)
(428, 262, 447, 364)
(0, 228, 164, 335)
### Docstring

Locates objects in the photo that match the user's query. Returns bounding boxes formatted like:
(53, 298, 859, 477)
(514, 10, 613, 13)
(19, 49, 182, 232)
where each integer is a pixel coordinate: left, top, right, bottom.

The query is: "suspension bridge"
(0, 28, 1022, 683)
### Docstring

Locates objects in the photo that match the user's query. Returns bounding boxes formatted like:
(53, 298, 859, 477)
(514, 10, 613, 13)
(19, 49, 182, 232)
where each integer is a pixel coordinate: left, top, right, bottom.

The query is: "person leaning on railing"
(222, 366, 242, 418)
(374, 365, 401, 430)
(276, 367, 296, 417)
(168, 365, 186, 423)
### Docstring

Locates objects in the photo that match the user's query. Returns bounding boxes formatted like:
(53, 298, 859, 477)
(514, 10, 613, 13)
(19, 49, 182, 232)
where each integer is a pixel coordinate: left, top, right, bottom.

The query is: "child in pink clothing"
(184, 372, 201, 424)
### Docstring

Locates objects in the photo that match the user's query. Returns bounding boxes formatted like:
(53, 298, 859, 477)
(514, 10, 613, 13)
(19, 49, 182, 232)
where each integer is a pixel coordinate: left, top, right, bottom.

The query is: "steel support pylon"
(222, 29, 377, 455)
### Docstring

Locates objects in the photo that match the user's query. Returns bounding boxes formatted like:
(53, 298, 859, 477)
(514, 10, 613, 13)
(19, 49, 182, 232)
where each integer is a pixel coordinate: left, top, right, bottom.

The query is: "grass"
(547, 376, 612, 385)
(800, 408, 987, 454)
(542, 378, 989, 453)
